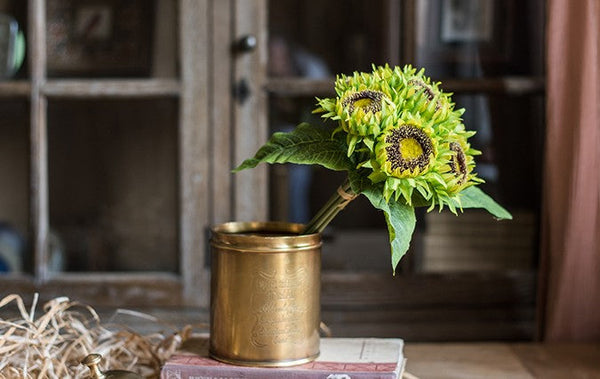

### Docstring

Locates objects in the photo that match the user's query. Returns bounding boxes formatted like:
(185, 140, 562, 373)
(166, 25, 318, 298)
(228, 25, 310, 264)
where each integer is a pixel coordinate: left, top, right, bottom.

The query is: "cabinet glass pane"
(415, 0, 544, 78)
(0, 100, 30, 274)
(412, 0, 544, 273)
(416, 94, 543, 273)
(48, 99, 178, 272)
(45, 0, 178, 79)
(268, 94, 544, 273)
(269, 0, 391, 77)
(267, 0, 545, 273)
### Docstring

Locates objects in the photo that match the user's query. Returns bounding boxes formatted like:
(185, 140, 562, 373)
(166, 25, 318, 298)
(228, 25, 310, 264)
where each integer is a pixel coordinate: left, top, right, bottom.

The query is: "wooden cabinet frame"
(0, 0, 269, 308)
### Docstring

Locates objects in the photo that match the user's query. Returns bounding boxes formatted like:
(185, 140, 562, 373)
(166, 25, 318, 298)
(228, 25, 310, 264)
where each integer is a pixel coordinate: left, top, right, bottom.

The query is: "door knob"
(234, 34, 257, 53)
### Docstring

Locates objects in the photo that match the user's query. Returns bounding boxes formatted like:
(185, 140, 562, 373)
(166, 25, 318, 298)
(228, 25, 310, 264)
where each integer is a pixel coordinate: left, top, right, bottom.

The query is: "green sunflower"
(377, 123, 435, 178)
(342, 89, 385, 114)
(315, 71, 397, 155)
(372, 64, 456, 124)
(235, 63, 513, 273)
(366, 112, 443, 204)
(314, 64, 486, 210)
(436, 135, 483, 196)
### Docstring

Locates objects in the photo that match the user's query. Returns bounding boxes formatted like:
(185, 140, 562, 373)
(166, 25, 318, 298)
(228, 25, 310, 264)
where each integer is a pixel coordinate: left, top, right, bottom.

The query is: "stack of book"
(161, 337, 405, 379)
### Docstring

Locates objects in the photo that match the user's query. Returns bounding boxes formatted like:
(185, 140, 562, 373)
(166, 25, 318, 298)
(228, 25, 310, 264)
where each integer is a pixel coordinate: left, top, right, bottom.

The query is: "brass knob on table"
(81, 354, 143, 379)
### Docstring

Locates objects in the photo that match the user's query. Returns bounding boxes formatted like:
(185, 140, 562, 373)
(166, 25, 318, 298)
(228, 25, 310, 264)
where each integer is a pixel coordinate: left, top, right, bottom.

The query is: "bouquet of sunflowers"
(235, 65, 511, 272)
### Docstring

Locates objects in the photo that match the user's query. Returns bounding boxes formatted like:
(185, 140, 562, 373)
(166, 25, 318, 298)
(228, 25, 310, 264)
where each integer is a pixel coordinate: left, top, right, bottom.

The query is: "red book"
(161, 337, 405, 379)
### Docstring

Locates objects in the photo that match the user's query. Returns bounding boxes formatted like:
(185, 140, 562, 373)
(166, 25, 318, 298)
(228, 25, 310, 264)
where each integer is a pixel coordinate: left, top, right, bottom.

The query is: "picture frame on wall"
(415, 0, 514, 70)
(46, 0, 154, 77)
(440, 0, 494, 43)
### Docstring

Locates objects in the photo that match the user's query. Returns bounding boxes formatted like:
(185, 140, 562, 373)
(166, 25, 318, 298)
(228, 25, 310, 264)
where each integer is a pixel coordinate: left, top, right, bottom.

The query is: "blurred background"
(0, 0, 551, 341)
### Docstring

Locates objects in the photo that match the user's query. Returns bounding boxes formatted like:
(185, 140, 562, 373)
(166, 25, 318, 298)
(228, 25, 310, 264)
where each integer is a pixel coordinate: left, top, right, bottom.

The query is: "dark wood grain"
(210, 0, 234, 224)
(321, 271, 537, 341)
(29, 0, 49, 282)
(322, 271, 536, 307)
(179, 0, 211, 306)
(0, 273, 182, 307)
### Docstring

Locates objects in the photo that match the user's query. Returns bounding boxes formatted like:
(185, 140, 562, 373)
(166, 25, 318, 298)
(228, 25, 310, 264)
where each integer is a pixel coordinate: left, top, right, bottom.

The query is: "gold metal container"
(209, 221, 321, 367)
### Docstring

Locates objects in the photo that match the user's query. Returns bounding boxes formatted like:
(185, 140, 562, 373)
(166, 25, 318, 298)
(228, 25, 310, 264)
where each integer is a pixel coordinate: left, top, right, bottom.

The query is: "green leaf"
(457, 186, 513, 220)
(362, 185, 416, 274)
(409, 185, 512, 220)
(233, 122, 353, 172)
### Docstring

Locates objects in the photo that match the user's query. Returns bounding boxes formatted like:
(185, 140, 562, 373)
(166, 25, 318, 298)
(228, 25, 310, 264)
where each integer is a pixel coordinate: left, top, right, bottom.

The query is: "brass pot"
(209, 221, 321, 367)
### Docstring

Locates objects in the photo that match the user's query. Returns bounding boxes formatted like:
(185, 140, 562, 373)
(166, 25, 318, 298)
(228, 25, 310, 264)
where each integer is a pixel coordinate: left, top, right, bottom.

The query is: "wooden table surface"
(404, 343, 600, 378)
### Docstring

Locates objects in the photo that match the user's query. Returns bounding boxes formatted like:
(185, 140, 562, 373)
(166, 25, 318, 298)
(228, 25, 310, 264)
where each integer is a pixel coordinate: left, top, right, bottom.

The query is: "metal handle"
(234, 34, 257, 53)
(82, 353, 143, 379)
(82, 354, 106, 379)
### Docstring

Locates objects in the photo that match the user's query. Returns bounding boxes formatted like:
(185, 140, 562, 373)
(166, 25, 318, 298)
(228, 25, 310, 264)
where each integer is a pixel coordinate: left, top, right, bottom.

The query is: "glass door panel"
(0, 100, 30, 274)
(413, 0, 544, 273)
(267, 0, 544, 275)
(269, 0, 393, 77)
(47, 98, 179, 272)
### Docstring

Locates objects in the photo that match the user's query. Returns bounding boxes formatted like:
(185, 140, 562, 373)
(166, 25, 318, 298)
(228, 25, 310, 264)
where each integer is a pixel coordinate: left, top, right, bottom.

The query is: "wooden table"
(404, 343, 600, 378)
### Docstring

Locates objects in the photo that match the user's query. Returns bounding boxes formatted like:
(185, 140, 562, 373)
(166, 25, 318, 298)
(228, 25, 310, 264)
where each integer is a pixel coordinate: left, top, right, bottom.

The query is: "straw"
(0, 294, 194, 378)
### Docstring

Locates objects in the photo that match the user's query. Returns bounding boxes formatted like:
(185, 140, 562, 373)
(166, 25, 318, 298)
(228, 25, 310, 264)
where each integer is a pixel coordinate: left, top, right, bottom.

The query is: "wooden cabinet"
(1, 0, 546, 342)
(265, 0, 545, 341)
(0, 0, 267, 308)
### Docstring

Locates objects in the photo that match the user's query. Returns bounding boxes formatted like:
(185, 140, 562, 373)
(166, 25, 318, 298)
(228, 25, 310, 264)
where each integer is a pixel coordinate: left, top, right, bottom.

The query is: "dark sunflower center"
(448, 142, 468, 183)
(385, 125, 433, 173)
(409, 79, 441, 111)
(408, 79, 435, 101)
(343, 90, 384, 114)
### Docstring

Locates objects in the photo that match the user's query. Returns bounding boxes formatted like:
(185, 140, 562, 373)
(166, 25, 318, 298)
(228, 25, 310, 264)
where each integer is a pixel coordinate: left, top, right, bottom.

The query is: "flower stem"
(303, 178, 357, 234)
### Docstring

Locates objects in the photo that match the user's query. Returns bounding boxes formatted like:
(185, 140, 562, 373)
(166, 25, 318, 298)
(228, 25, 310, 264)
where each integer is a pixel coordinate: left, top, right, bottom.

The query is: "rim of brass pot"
(210, 221, 321, 251)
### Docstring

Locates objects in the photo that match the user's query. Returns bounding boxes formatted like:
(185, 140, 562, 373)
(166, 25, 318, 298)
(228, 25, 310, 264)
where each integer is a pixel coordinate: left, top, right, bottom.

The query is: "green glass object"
(0, 13, 25, 79)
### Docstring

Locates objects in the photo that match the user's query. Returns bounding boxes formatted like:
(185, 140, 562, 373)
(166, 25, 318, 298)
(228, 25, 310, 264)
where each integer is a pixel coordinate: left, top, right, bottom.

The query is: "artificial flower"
(235, 64, 511, 272)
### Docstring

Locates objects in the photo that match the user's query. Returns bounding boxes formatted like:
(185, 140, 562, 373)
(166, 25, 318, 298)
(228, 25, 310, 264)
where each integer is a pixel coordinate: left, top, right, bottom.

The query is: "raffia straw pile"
(0, 294, 192, 378)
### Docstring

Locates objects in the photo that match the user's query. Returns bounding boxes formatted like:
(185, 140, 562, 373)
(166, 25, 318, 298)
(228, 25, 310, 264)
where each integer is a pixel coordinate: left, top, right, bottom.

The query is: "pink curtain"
(541, 0, 600, 340)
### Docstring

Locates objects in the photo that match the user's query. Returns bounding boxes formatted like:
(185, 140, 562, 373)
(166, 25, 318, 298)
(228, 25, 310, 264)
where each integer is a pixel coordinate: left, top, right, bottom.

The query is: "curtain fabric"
(542, 0, 600, 340)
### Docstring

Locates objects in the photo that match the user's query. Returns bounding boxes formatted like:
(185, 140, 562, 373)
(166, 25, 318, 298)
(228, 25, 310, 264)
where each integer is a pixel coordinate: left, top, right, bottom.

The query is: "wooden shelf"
(0, 272, 182, 307)
(0, 79, 181, 98)
(0, 81, 31, 97)
(264, 78, 335, 97)
(42, 79, 181, 98)
(265, 76, 546, 97)
(321, 270, 536, 341)
(443, 77, 546, 95)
